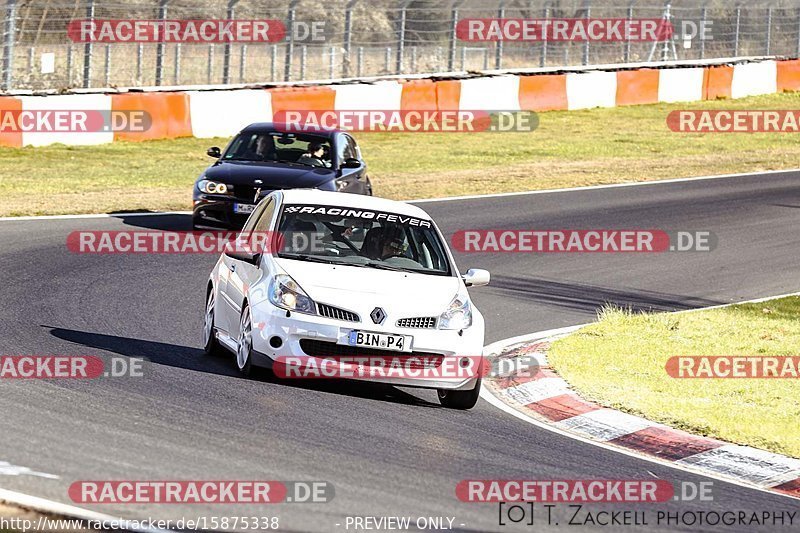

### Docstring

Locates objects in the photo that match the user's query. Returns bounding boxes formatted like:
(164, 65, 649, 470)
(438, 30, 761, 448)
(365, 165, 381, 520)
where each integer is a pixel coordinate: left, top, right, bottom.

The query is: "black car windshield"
(276, 204, 452, 276)
(223, 131, 332, 168)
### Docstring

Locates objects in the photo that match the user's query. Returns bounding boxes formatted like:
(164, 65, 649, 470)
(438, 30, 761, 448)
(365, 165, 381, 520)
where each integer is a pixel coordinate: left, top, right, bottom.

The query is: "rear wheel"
(202, 288, 225, 357)
(236, 303, 254, 376)
(438, 378, 481, 410)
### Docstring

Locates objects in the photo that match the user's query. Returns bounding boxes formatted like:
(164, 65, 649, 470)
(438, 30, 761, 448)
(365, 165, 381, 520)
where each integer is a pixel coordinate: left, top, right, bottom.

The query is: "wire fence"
(2, 0, 799, 92)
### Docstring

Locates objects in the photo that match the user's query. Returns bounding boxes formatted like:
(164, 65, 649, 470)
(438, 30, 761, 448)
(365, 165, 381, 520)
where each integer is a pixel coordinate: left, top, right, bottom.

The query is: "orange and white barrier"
(731, 60, 777, 99)
(187, 89, 272, 138)
(0, 58, 797, 148)
(567, 71, 617, 110)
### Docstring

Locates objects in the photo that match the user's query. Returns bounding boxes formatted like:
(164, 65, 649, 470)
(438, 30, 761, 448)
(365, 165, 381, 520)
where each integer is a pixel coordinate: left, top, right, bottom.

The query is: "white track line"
(0, 488, 170, 533)
(409, 168, 800, 204)
(480, 290, 800, 500)
(0, 211, 192, 222)
(1, 168, 798, 222)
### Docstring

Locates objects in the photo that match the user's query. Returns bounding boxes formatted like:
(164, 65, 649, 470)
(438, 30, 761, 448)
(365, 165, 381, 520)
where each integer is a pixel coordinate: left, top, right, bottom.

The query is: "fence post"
(384, 46, 390, 72)
(270, 44, 276, 81)
(239, 43, 246, 82)
(223, 0, 240, 84)
(495, 0, 505, 69)
(284, 0, 299, 81)
(66, 44, 73, 85)
(174, 42, 181, 84)
(357, 46, 363, 77)
(136, 42, 143, 84)
(624, 0, 635, 63)
(329, 46, 335, 79)
(582, 0, 591, 66)
(2, 0, 17, 91)
(733, 6, 740, 57)
(699, 4, 707, 60)
(104, 43, 110, 86)
(207, 44, 214, 84)
(541, 2, 551, 67)
(765, 6, 772, 56)
(155, 0, 170, 86)
(796, 7, 800, 58)
(343, 0, 358, 77)
(396, 0, 410, 74)
(448, 1, 463, 71)
(82, 0, 94, 88)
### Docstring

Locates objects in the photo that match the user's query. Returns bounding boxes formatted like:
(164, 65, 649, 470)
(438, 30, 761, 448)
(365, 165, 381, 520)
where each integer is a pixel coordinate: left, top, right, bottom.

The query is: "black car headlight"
(198, 179, 230, 195)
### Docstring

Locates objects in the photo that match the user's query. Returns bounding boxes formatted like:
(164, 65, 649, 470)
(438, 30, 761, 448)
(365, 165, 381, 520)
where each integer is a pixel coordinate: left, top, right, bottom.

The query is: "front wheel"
(236, 303, 254, 376)
(203, 288, 225, 357)
(438, 378, 481, 410)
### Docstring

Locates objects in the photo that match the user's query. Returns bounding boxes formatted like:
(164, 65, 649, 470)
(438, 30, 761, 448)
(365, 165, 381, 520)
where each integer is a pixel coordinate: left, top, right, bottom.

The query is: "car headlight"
(268, 273, 316, 314)
(198, 179, 230, 195)
(438, 289, 472, 330)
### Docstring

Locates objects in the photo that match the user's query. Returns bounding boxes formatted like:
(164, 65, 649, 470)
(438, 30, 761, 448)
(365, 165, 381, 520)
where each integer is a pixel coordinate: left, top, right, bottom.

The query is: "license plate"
(348, 331, 411, 352)
(234, 203, 255, 214)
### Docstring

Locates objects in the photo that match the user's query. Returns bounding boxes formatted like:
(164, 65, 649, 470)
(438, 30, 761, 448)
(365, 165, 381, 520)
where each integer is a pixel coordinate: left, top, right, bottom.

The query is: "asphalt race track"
(0, 170, 799, 532)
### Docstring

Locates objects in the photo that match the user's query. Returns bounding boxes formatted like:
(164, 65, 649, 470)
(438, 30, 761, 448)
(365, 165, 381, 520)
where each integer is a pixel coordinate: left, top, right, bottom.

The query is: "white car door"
(223, 197, 277, 341)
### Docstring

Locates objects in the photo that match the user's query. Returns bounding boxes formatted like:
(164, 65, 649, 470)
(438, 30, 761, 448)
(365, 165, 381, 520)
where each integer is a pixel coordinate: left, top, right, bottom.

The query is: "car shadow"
(43, 326, 440, 408)
(488, 274, 723, 313)
(111, 212, 193, 231)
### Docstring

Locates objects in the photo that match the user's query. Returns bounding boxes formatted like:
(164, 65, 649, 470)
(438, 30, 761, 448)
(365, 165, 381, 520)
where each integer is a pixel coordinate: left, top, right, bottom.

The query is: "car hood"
(203, 160, 334, 188)
(274, 258, 462, 320)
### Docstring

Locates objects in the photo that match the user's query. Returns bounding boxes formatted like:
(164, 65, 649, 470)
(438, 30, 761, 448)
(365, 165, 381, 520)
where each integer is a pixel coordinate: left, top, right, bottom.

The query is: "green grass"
(1, 92, 800, 216)
(548, 296, 800, 458)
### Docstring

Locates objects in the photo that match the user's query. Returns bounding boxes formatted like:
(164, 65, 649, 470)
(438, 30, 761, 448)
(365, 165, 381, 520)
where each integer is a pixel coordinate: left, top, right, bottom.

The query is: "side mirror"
(463, 268, 490, 287)
(340, 158, 361, 169)
(224, 242, 261, 265)
(207, 146, 221, 158)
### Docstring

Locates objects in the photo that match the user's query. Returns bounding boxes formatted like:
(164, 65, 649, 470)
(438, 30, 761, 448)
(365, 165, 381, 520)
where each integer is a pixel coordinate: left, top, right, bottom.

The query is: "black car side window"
(339, 135, 358, 161)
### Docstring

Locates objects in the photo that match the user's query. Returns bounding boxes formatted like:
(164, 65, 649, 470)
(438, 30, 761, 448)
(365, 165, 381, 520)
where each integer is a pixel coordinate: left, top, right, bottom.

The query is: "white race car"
(203, 189, 490, 409)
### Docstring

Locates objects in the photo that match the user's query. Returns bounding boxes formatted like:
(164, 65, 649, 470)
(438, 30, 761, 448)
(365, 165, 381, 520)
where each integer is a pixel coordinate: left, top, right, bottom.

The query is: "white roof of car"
(279, 189, 432, 220)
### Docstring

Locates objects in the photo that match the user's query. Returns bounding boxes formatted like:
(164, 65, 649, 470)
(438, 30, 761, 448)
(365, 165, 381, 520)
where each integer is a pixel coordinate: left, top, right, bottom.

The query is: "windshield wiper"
(276, 159, 317, 167)
(363, 261, 417, 273)
(279, 253, 337, 264)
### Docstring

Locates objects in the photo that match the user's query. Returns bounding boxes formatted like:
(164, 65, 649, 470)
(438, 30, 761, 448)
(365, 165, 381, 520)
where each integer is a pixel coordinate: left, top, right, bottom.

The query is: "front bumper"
(249, 302, 484, 391)
(192, 195, 254, 230)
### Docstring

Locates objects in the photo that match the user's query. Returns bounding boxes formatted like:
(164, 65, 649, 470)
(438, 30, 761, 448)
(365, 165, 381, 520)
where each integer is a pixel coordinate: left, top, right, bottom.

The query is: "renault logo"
(370, 307, 386, 325)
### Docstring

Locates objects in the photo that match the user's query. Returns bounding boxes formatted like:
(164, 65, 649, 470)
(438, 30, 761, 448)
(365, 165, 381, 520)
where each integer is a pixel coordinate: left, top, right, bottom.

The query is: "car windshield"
(223, 131, 332, 168)
(275, 204, 452, 276)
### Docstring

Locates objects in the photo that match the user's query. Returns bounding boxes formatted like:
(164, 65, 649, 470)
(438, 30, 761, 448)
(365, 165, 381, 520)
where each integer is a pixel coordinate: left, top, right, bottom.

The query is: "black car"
(192, 123, 372, 229)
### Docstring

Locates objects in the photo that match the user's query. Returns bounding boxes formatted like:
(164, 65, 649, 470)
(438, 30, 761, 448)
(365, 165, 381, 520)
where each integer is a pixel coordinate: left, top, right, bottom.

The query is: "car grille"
(317, 303, 360, 322)
(396, 316, 437, 329)
(299, 339, 444, 368)
(233, 185, 273, 202)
